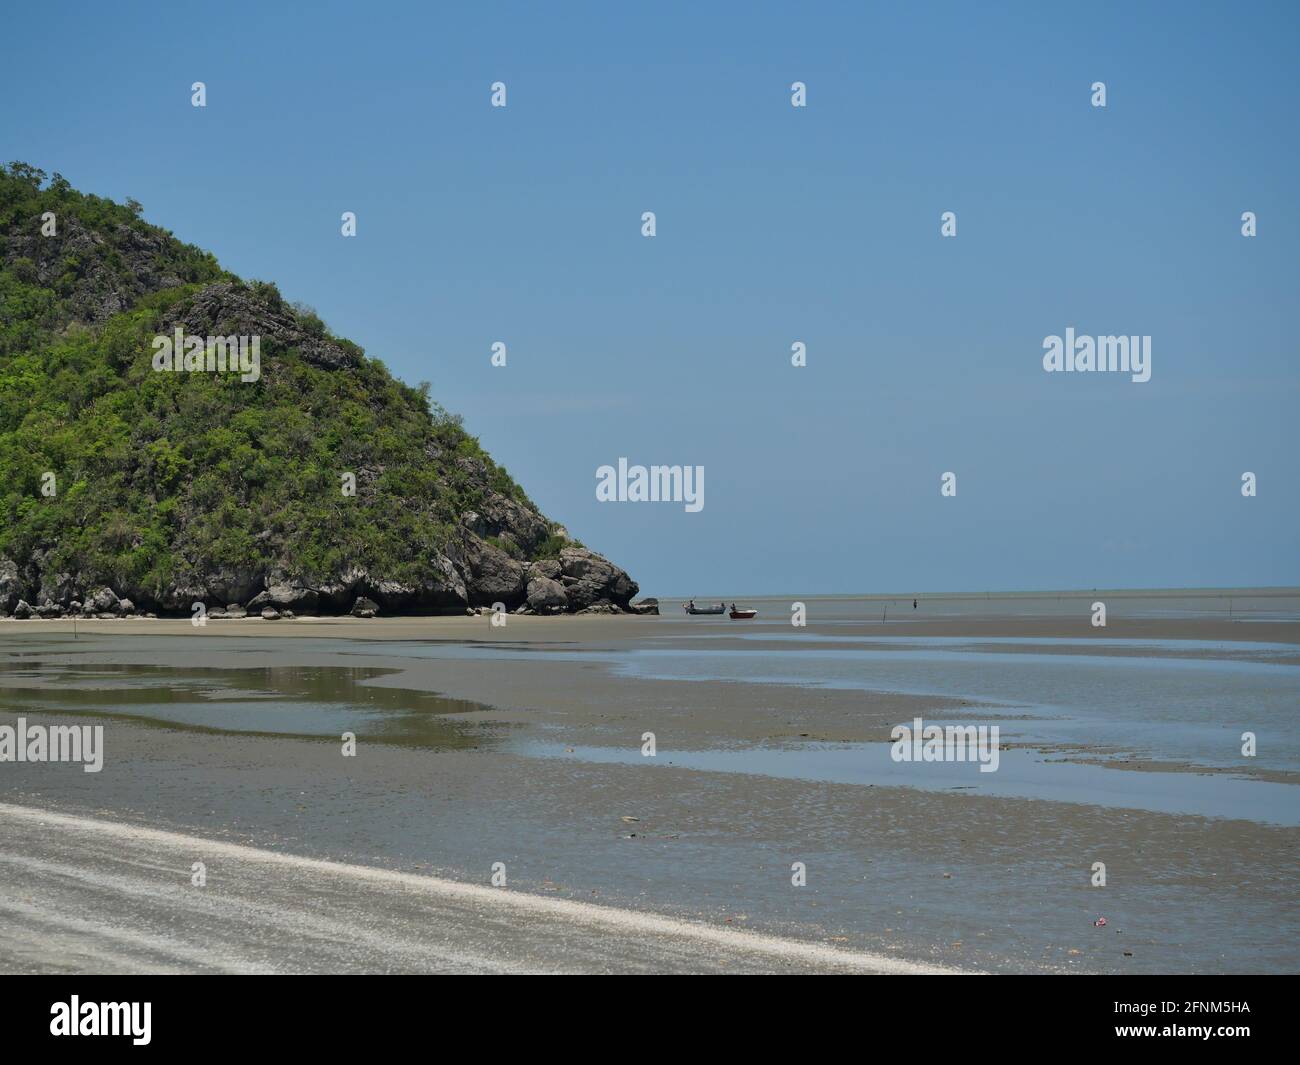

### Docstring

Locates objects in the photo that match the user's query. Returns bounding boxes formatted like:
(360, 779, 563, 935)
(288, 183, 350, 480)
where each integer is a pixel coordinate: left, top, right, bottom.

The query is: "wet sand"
(0, 802, 962, 974)
(2, 596, 1298, 974)
(8, 604, 1299, 645)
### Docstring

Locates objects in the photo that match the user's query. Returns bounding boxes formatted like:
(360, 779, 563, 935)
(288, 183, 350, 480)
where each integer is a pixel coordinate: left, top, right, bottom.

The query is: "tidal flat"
(2, 590, 1297, 973)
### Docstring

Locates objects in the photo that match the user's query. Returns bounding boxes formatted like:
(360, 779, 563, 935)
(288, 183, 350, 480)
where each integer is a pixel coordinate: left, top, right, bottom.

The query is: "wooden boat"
(684, 602, 726, 615)
(729, 608, 757, 619)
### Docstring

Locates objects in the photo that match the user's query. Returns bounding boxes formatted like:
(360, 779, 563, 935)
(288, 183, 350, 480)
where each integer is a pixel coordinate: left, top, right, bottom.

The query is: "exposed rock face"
(248, 572, 319, 613)
(316, 567, 367, 613)
(367, 579, 415, 613)
(526, 576, 569, 613)
(461, 495, 551, 555)
(0, 559, 21, 612)
(161, 282, 362, 372)
(156, 582, 208, 614)
(464, 539, 527, 608)
(38, 571, 77, 607)
(84, 587, 120, 614)
(529, 559, 562, 581)
(0, 542, 640, 619)
(0, 459, 640, 620)
(557, 547, 638, 611)
(205, 566, 261, 607)
(350, 597, 379, 618)
(2, 214, 190, 326)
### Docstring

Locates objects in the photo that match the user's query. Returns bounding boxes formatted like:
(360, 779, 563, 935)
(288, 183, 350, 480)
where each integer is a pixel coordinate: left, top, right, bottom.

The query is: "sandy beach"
(2, 590, 1298, 973)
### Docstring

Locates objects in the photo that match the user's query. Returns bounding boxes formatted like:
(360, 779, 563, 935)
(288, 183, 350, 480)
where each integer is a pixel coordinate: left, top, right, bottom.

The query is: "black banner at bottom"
(0, 974, 1290, 1052)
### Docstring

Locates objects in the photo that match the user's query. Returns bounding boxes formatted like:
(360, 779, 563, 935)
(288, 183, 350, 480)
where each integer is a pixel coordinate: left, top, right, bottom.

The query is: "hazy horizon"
(650, 584, 1300, 600)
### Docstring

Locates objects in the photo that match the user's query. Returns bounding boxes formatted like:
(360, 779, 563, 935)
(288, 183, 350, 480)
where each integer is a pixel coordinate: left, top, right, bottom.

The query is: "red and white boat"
(729, 608, 757, 619)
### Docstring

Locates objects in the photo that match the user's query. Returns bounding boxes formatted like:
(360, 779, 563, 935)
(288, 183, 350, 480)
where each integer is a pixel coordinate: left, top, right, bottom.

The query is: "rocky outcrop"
(208, 603, 255, 621)
(461, 495, 551, 557)
(0, 485, 639, 620)
(0, 559, 21, 613)
(247, 572, 319, 614)
(162, 282, 362, 372)
(555, 547, 638, 611)
(0, 538, 641, 619)
(315, 567, 367, 613)
(2, 214, 192, 326)
(525, 576, 569, 614)
(205, 566, 261, 606)
(350, 597, 379, 618)
(84, 587, 120, 614)
(464, 539, 527, 608)
(37, 571, 77, 607)
(155, 581, 209, 614)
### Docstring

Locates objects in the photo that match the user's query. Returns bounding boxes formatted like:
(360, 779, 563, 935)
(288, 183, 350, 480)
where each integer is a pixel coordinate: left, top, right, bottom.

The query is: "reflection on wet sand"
(0, 662, 500, 750)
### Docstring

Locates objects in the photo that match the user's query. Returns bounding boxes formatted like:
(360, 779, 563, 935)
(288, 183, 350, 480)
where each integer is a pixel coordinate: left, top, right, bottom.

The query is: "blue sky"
(3, 1, 1297, 595)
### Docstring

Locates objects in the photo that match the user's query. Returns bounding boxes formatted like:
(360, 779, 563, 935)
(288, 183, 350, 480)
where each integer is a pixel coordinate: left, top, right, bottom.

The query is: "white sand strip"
(0, 801, 974, 974)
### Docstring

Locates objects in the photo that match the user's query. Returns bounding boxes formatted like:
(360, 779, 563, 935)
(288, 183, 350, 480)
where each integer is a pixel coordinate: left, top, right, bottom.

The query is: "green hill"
(0, 162, 639, 618)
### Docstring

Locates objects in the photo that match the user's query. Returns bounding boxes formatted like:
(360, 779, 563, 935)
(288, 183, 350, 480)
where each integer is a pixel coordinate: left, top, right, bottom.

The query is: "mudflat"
(2, 590, 1297, 973)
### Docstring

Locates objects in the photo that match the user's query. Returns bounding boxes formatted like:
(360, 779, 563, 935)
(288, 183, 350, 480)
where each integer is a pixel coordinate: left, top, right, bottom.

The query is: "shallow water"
(515, 741, 1300, 826)
(607, 645, 1300, 774)
(716, 633, 1300, 656)
(5, 627, 1298, 814)
(660, 591, 1300, 623)
(332, 636, 1300, 776)
(0, 662, 497, 749)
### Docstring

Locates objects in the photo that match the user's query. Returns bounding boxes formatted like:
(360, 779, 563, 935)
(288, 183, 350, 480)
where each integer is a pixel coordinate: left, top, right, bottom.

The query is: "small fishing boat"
(683, 602, 726, 615)
(729, 608, 757, 619)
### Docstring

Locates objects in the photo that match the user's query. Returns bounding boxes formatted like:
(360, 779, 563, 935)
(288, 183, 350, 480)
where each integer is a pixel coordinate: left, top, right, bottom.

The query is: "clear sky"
(3, 1, 1296, 595)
